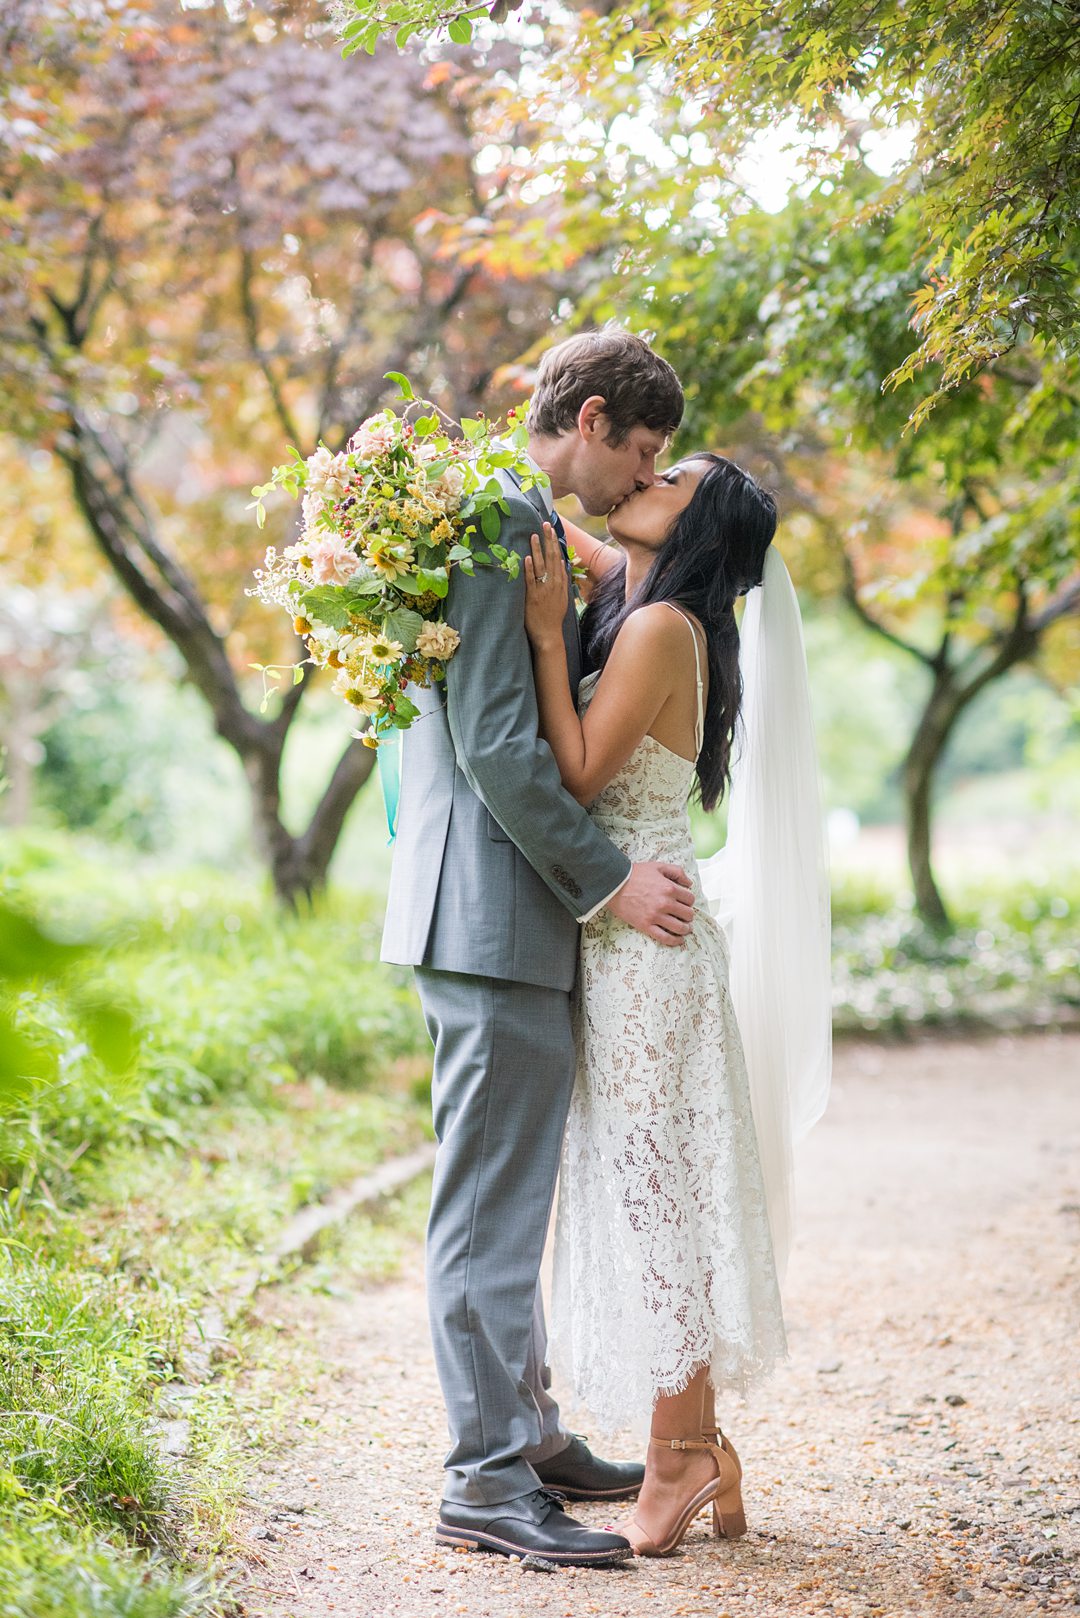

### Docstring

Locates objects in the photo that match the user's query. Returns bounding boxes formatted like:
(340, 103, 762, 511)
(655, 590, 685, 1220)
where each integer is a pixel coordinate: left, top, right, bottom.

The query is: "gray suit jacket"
(380, 469, 632, 992)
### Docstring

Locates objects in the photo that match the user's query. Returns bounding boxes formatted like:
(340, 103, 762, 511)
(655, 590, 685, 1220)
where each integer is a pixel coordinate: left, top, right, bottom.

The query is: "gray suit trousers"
(415, 966, 575, 1506)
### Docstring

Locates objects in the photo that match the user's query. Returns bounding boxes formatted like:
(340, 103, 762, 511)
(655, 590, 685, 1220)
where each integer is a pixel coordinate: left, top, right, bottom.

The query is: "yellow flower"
(366, 538, 414, 580)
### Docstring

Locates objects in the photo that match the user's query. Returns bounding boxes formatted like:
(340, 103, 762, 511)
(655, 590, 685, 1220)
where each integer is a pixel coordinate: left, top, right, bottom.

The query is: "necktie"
(548, 508, 568, 560)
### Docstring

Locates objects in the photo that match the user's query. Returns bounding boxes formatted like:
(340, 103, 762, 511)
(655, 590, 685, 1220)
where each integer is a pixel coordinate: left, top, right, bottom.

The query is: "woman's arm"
(524, 523, 683, 805)
(559, 515, 623, 602)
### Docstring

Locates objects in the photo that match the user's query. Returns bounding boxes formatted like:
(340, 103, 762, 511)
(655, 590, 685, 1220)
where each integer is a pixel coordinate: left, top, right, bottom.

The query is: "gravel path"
(234, 1031, 1079, 1618)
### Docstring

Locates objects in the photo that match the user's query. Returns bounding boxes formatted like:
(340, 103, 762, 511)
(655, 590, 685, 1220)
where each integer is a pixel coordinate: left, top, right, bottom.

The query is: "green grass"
(0, 1510, 212, 1618)
(0, 830, 434, 1618)
(0, 830, 427, 1192)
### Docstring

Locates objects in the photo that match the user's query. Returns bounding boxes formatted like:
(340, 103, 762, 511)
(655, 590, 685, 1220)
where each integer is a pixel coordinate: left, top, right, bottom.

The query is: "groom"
(381, 328, 691, 1565)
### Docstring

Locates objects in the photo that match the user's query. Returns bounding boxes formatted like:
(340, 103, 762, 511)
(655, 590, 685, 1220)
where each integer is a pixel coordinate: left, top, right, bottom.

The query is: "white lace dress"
(550, 609, 787, 1437)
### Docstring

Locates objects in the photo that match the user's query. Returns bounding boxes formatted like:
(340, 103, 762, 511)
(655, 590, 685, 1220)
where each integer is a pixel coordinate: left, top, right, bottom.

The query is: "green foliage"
(831, 865, 1080, 1034)
(0, 902, 138, 1107)
(0, 1518, 209, 1618)
(0, 835, 427, 1190)
(0, 1204, 214, 1618)
(0, 1259, 180, 1535)
(343, 0, 1080, 417)
(37, 676, 250, 862)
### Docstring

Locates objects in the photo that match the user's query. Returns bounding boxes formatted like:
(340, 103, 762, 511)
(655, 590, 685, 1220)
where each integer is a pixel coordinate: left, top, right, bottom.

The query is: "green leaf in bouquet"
(480, 505, 502, 542)
(298, 587, 352, 631)
(394, 574, 426, 596)
(347, 570, 384, 596)
(414, 415, 438, 437)
(391, 691, 421, 724)
(384, 372, 415, 400)
(423, 459, 450, 478)
(382, 606, 425, 653)
(447, 544, 473, 561)
(416, 566, 449, 597)
(460, 416, 485, 442)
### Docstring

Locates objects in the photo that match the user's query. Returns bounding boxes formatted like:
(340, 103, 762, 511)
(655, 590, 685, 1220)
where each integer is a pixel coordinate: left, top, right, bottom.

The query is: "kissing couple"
(382, 326, 831, 1565)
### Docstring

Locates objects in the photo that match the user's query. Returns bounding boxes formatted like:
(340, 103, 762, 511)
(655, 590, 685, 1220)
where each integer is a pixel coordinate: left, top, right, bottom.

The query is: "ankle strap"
(650, 1436, 715, 1451)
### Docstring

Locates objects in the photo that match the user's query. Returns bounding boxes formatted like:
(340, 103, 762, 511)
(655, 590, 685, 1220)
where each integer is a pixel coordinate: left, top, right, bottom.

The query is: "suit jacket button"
(551, 864, 583, 900)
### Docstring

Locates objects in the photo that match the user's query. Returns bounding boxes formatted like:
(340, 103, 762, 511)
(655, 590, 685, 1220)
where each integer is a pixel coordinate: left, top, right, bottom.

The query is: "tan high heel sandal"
(621, 1433, 746, 1557)
(702, 1425, 747, 1539)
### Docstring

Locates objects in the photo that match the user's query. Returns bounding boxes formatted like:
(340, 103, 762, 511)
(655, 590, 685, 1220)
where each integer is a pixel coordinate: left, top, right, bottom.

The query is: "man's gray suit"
(381, 468, 631, 1506)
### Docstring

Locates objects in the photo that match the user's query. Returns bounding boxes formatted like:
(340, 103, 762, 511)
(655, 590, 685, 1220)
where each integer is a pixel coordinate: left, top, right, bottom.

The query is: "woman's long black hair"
(581, 453, 777, 812)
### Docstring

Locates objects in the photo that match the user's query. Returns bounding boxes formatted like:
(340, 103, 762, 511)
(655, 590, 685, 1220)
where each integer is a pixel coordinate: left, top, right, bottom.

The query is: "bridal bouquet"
(248, 375, 540, 746)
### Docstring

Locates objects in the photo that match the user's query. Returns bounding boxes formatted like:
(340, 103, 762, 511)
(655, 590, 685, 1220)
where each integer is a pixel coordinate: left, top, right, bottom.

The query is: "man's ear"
(577, 395, 608, 440)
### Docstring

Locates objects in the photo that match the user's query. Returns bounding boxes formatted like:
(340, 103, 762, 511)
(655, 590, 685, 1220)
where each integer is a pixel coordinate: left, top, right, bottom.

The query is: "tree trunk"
(902, 674, 957, 930)
(61, 429, 377, 906)
(244, 732, 375, 908)
(901, 606, 1041, 929)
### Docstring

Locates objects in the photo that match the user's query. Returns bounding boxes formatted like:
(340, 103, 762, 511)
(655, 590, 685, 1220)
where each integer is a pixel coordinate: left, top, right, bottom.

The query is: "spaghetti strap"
(661, 602, 706, 756)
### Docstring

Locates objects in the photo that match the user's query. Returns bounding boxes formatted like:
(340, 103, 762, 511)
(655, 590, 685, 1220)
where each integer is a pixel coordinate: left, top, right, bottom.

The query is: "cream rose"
(427, 464, 466, 514)
(305, 445, 352, 501)
(348, 413, 398, 460)
(416, 620, 461, 661)
(309, 534, 359, 586)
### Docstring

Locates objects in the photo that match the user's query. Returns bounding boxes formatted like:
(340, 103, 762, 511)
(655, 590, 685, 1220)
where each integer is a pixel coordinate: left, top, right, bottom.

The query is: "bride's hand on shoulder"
(524, 522, 568, 651)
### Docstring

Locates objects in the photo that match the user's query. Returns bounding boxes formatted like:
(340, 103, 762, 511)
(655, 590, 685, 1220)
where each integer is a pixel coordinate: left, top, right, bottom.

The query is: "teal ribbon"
(375, 724, 402, 844)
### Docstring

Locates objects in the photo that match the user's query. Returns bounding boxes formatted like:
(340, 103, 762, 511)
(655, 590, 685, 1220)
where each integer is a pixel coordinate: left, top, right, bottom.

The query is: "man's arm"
(442, 494, 631, 918)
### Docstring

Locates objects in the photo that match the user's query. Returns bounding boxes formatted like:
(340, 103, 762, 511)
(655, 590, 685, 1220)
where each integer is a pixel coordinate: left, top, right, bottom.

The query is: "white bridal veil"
(697, 545, 833, 1280)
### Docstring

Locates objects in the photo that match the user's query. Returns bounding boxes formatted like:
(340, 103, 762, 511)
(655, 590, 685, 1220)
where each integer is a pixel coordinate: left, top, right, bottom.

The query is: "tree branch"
(295, 730, 378, 881)
(60, 419, 265, 758)
(238, 238, 302, 446)
(952, 575, 1038, 705)
(840, 544, 935, 667)
(1029, 569, 1080, 634)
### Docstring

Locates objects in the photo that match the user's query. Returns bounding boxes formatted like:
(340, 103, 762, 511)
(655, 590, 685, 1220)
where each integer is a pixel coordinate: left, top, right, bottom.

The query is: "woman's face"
(605, 458, 709, 549)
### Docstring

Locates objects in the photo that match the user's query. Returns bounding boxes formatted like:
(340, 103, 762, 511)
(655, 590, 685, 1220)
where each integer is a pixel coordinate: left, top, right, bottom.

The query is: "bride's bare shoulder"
(613, 602, 696, 654)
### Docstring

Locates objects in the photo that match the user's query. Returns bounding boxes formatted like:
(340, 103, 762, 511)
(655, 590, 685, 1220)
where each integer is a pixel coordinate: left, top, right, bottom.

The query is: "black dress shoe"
(436, 1487, 631, 1566)
(533, 1435, 645, 1500)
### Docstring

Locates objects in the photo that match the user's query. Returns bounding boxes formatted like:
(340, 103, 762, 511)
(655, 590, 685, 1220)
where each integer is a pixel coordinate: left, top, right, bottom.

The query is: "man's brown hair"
(527, 327, 683, 445)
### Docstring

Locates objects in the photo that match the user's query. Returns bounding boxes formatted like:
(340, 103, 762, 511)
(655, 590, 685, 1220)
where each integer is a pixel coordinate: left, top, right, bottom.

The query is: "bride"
(523, 453, 831, 1557)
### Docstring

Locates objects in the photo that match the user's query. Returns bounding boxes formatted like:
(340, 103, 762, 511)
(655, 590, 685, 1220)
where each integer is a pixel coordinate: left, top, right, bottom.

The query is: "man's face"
(571, 404, 670, 516)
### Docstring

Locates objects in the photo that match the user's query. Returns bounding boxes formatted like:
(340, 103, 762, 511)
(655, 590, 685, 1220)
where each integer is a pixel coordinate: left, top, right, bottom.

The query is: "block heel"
(704, 1428, 747, 1539)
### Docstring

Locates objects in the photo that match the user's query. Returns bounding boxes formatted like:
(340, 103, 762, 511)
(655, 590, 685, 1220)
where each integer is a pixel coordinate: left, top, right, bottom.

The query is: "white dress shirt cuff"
(576, 869, 632, 925)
